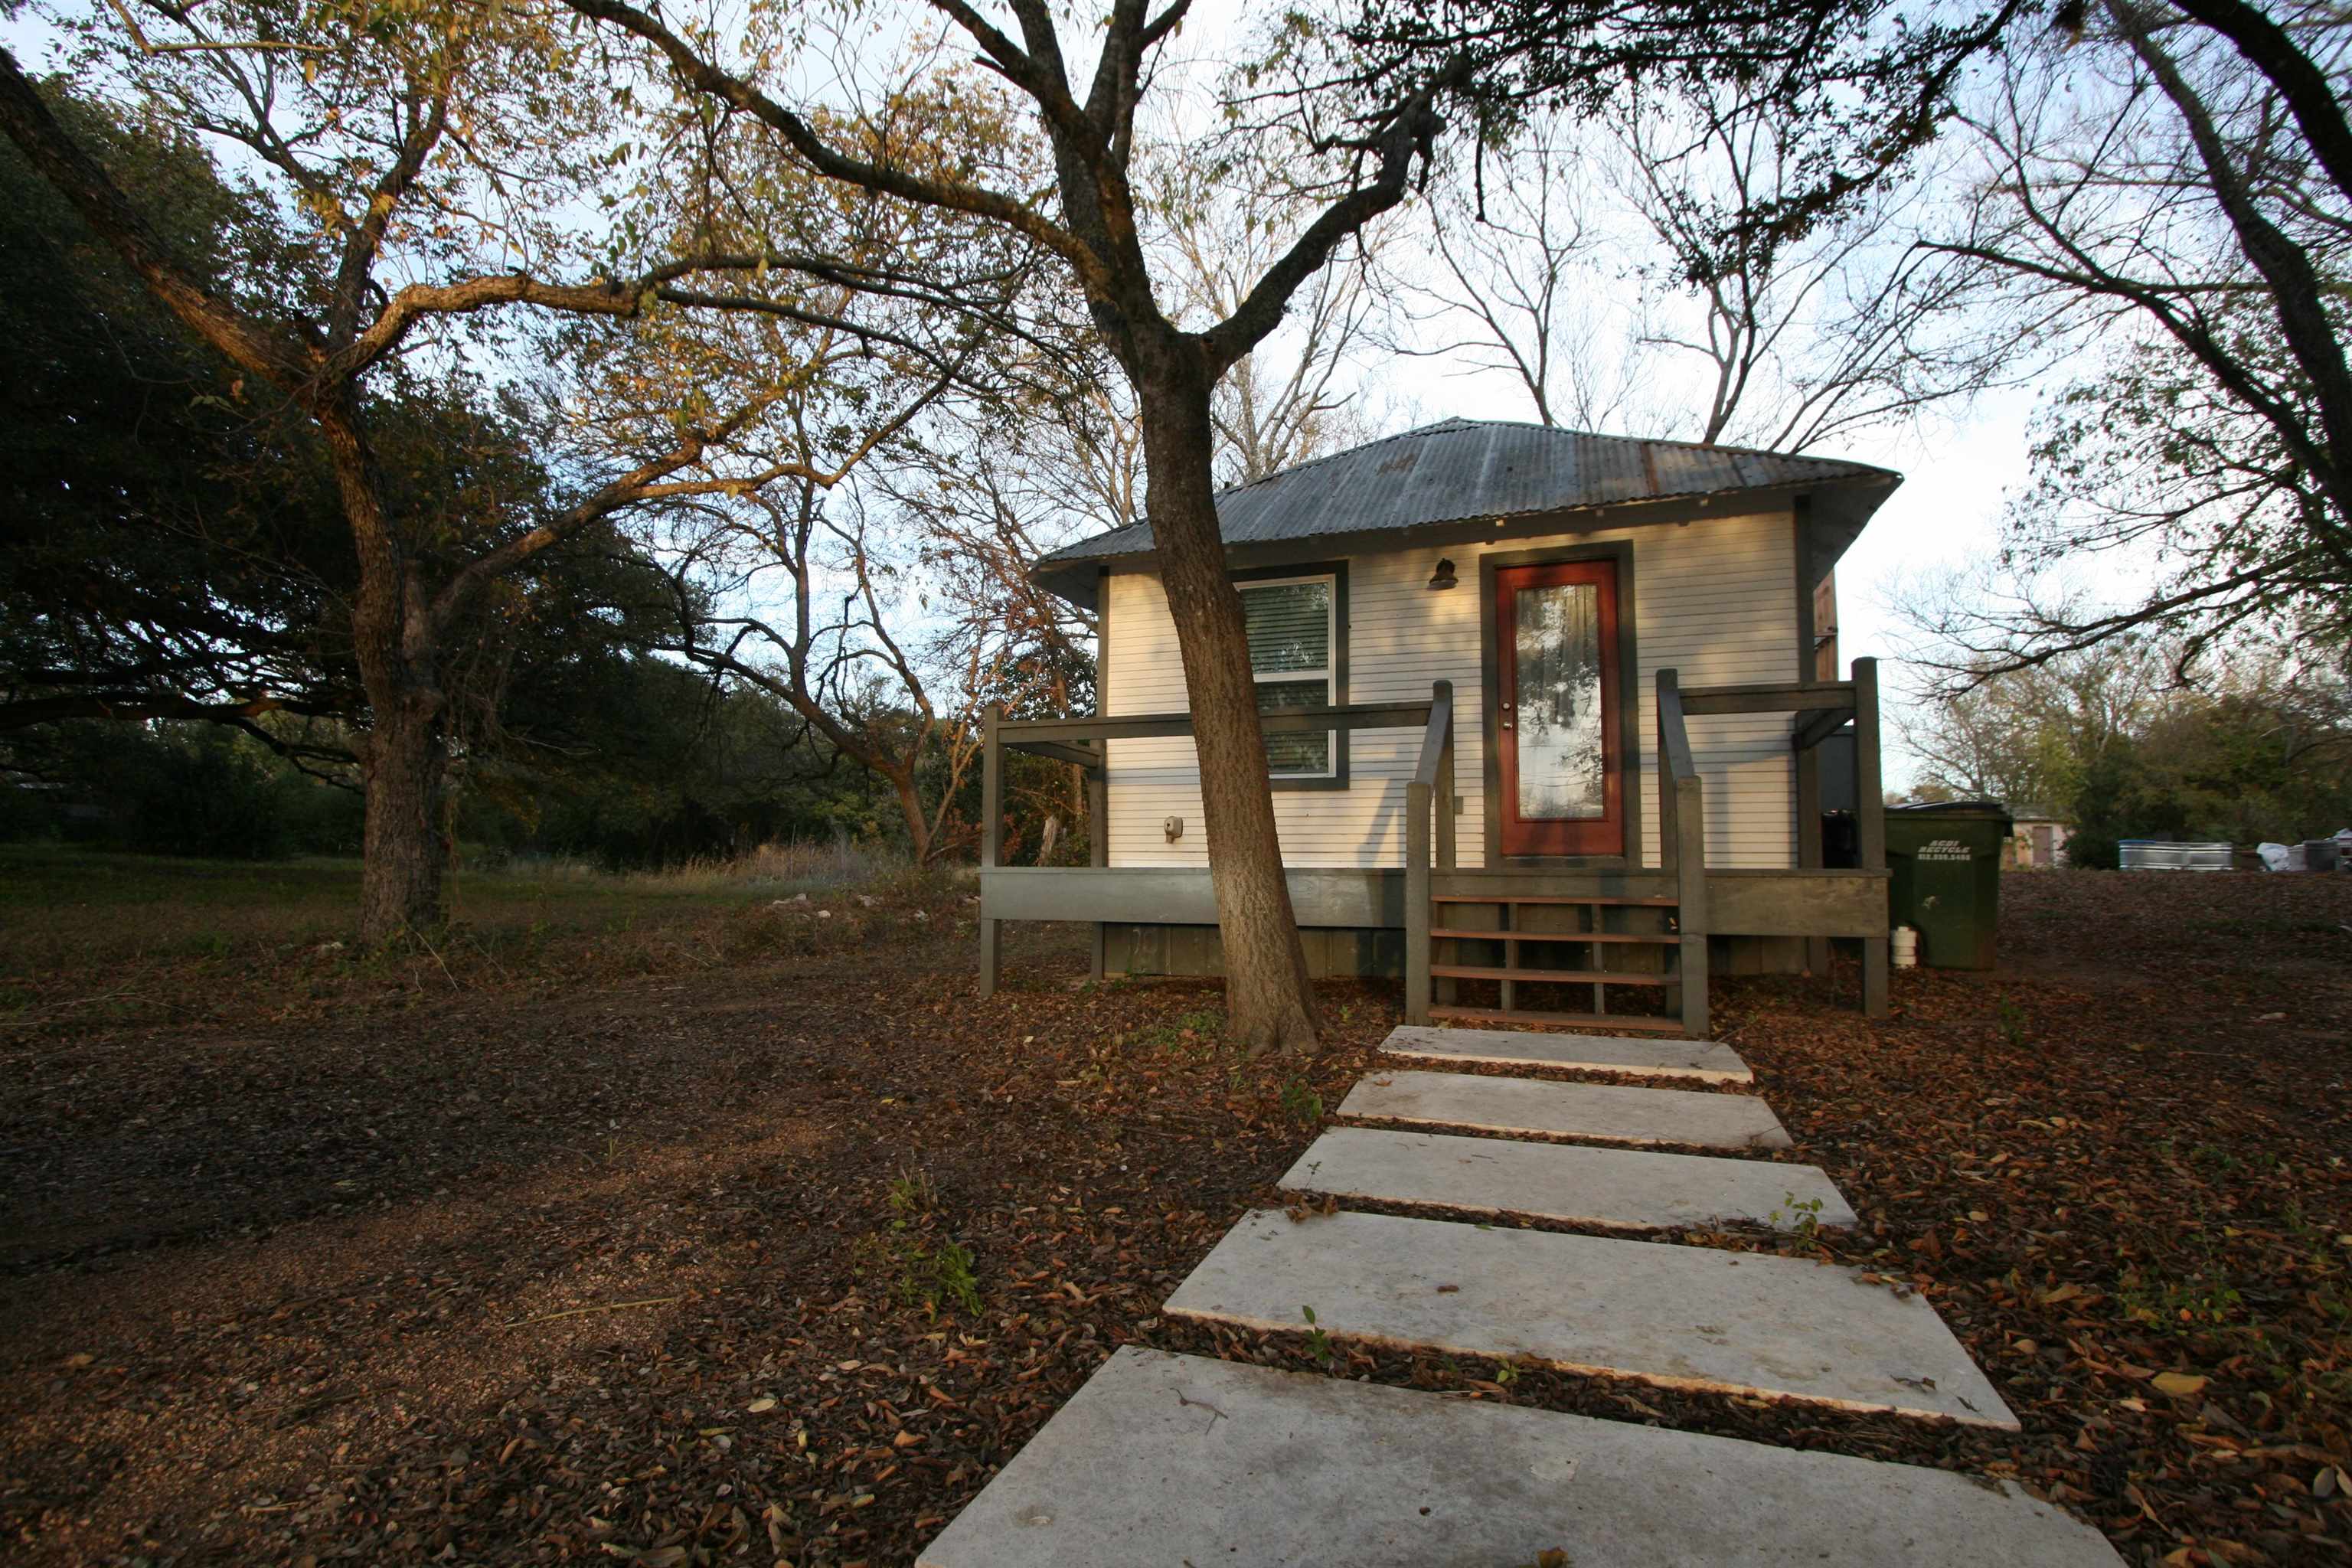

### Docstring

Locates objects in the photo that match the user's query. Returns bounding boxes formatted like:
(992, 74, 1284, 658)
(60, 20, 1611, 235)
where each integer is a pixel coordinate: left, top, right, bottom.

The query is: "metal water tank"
(2120, 841, 2233, 871)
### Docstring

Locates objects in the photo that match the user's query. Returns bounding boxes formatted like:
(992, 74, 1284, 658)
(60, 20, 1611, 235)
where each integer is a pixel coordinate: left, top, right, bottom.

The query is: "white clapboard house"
(975, 418, 1898, 1036)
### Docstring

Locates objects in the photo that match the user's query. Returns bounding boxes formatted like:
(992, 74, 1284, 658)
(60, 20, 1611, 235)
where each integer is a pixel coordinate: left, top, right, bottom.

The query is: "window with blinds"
(1240, 576, 1334, 776)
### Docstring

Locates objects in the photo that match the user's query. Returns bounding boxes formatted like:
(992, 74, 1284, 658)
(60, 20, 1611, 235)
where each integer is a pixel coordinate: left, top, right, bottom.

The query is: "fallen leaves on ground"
(0, 869, 2346, 1566)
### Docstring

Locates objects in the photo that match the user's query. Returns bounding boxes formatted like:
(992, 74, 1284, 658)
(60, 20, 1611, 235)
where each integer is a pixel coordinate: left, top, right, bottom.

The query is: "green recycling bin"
(1884, 801, 2013, 969)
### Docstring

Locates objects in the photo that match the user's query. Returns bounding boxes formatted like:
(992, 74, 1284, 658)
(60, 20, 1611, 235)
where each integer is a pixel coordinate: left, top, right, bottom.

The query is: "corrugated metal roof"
(1036, 417, 1899, 570)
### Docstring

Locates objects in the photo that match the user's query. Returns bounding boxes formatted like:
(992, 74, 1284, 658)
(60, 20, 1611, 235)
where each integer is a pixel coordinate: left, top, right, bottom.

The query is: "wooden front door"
(1495, 559, 1623, 857)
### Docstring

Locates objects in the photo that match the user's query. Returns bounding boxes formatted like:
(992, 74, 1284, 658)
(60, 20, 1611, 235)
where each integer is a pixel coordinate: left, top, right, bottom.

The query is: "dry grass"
(482, 838, 910, 898)
(0, 842, 972, 1038)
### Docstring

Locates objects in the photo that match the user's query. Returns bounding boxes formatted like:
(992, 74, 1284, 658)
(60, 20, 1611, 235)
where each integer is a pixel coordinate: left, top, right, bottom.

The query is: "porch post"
(1854, 658, 1889, 1018)
(1406, 776, 1432, 1026)
(978, 703, 1002, 998)
(1658, 669, 1708, 1037)
(1795, 739, 1829, 975)
(1431, 681, 1456, 1008)
(1656, 671, 1680, 877)
(1674, 772, 1710, 1038)
(1432, 681, 1456, 871)
(1086, 756, 1108, 982)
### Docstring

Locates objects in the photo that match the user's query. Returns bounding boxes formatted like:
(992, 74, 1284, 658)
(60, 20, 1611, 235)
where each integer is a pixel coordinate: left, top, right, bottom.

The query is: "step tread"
(1164, 1210, 2018, 1429)
(1430, 927, 1677, 942)
(1340, 1070, 1790, 1148)
(1381, 1024, 1750, 1083)
(1429, 1005, 1685, 1034)
(919, 1351, 2113, 1566)
(1430, 963, 1671, 985)
(1279, 1125, 1850, 1232)
(1432, 893, 1677, 906)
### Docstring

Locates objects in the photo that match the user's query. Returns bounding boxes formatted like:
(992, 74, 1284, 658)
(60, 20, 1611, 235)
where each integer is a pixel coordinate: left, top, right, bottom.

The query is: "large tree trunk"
(320, 398, 451, 944)
(1132, 347, 1318, 1054)
(887, 765, 939, 866)
(359, 690, 449, 941)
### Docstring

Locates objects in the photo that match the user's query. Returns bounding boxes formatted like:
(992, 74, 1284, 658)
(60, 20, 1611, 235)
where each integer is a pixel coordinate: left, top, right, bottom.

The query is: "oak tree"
(561, 0, 1464, 1050)
(0, 0, 972, 939)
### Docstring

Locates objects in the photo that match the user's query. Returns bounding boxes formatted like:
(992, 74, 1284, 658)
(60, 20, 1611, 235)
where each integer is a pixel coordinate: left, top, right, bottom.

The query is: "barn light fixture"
(1427, 557, 1459, 590)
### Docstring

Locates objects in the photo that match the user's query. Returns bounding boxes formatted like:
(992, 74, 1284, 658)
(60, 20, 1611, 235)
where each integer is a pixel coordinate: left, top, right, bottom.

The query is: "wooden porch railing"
(980, 663, 1885, 1024)
(978, 689, 1449, 999)
(1658, 657, 1889, 1018)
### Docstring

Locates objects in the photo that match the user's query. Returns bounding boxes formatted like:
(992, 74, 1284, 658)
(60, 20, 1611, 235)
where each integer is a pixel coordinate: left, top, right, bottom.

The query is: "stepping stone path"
(920, 1348, 2122, 1568)
(1342, 1067, 1793, 1149)
(924, 1024, 2123, 1566)
(1386, 1022, 1754, 1083)
(1279, 1125, 1856, 1233)
(1167, 1207, 2013, 1426)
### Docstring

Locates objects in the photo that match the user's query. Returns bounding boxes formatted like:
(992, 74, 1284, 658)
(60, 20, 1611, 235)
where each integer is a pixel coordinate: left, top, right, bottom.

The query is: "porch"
(975, 662, 1892, 1038)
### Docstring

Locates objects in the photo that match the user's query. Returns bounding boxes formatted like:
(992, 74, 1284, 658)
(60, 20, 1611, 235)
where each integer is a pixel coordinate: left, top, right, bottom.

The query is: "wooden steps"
(1432, 893, 1677, 907)
(1431, 964, 1670, 986)
(1429, 1004, 1683, 1033)
(1429, 926, 1674, 943)
(1425, 887, 1687, 1033)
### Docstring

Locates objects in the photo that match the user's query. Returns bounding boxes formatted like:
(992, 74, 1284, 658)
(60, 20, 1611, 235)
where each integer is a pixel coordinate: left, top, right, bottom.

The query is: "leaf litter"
(0, 870, 2346, 1564)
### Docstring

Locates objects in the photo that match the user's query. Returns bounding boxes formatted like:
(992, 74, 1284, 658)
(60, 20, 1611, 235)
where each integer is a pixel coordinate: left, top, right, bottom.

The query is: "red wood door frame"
(1495, 559, 1624, 857)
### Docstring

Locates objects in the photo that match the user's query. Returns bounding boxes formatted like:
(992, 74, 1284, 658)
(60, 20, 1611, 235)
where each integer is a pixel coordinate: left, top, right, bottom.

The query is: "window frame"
(1233, 561, 1349, 792)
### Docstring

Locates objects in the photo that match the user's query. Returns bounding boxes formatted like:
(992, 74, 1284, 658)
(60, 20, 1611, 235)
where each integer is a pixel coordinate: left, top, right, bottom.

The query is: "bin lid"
(1891, 799, 2013, 820)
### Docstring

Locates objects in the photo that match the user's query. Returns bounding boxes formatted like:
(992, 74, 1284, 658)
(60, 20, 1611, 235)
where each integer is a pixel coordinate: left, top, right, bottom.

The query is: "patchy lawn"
(0, 858, 2347, 1566)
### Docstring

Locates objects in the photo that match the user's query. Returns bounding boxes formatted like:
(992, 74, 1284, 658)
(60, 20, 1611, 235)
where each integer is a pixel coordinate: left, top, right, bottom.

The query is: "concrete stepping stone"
(1165, 1208, 2016, 1429)
(1341, 1069, 1792, 1151)
(1279, 1126, 1855, 1234)
(1384, 1023, 1753, 1083)
(920, 1348, 2117, 1567)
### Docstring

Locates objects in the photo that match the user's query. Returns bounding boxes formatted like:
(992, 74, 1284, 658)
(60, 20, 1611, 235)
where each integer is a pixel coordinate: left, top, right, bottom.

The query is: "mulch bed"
(2, 870, 2347, 1565)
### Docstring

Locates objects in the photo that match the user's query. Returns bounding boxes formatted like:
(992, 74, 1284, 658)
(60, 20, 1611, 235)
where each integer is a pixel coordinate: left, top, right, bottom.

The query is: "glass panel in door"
(1497, 560, 1622, 856)
(1515, 581, 1606, 819)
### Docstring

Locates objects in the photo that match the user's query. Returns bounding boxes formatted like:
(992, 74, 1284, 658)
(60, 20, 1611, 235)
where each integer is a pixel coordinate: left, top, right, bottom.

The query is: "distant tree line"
(1895, 639, 2352, 865)
(0, 684, 1019, 869)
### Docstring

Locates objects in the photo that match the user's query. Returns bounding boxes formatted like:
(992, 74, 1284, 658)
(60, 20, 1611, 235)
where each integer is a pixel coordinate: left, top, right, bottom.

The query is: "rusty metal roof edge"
(1215, 416, 1902, 488)
(1032, 419, 1904, 570)
(1037, 472, 1901, 568)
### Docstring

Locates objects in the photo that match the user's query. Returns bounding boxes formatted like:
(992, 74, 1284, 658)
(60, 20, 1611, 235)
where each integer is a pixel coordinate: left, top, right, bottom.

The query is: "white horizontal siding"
(1103, 511, 1803, 871)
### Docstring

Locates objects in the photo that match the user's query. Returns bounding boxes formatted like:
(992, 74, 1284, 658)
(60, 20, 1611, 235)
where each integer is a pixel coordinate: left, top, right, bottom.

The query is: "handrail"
(1656, 670, 1710, 1036)
(1677, 679, 1854, 717)
(1656, 671, 1698, 793)
(1404, 680, 1454, 1026)
(1411, 683, 1453, 789)
(997, 700, 1435, 750)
